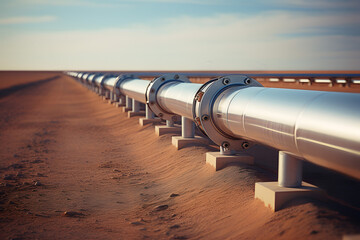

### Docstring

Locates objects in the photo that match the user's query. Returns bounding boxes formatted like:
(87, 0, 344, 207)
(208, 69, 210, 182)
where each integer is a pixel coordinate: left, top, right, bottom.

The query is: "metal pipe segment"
(119, 78, 150, 103)
(67, 71, 360, 180)
(213, 86, 360, 180)
(103, 77, 118, 91)
(156, 82, 202, 119)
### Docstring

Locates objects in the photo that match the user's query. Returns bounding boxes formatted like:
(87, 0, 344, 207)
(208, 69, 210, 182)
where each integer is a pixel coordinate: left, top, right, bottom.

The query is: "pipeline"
(66, 71, 360, 182)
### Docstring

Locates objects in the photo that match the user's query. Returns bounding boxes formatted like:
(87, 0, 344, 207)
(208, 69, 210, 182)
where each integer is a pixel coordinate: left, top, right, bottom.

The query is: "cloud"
(0, 16, 56, 25)
(0, 12, 359, 70)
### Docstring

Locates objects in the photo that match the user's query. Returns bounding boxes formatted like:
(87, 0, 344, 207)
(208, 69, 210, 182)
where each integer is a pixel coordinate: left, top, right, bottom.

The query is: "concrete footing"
(115, 102, 125, 108)
(254, 181, 324, 211)
(172, 136, 209, 150)
(139, 118, 162, 126)
(206, 152, 254, 171)
(121, 106, 132, 112)
(128, 111, 145, 118)
(155, 125, 181, 136)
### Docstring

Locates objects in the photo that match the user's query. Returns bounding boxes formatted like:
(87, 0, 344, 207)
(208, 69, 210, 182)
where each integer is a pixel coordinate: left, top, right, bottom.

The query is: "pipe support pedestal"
(278, 151, 303, 188)
(172, 117, 209, 150)
(121, 96, 133, 112)
(181, 117, 195, 138)
(128, 99, 145, 118)
(132, 99, 140, 112)
(139, 105, 162, 126)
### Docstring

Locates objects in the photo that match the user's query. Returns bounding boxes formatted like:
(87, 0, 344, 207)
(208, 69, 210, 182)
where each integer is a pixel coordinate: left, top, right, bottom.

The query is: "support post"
(172, 117, 209, 149)
(104, 90, 110, 100)
(181, 116, 195, 138)
(126, 96, 132, 108)
(120, 96, 132, 112)
(128, 99, 145, 118)
(278, 151, 302, 187)
(132, 99, 140, 112)
(113, 92, 119, 102)
(110, 91, 113, 101)
(146, 105, 154, 119)
(115, 95, 125, 108)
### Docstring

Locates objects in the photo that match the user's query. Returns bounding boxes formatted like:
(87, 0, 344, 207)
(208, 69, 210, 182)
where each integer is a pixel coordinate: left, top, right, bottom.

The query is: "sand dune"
(0, 73, 359, 239)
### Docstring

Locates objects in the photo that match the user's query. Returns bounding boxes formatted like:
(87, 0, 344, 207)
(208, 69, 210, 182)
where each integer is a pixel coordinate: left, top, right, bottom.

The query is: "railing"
(66, 71, 360, 188)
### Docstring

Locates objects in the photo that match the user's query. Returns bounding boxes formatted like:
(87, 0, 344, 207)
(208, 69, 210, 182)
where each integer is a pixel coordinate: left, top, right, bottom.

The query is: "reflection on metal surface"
(120, 78, 150, 103)
(157, 82, 202, 119)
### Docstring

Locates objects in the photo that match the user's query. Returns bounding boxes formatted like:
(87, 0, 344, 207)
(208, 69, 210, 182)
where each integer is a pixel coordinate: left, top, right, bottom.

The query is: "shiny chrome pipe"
(118, 78, 150, 103)
(213, 86, 360, 179)
(156, 82, 202, 119)
(103, 76, 118, 91)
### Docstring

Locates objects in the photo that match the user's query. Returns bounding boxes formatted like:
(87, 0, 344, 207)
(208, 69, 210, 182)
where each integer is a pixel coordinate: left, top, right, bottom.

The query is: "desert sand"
(0, 72, 359, 240)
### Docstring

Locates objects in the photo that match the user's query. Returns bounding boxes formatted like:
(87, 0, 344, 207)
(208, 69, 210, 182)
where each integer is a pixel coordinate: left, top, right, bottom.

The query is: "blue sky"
(0, 0, 359, 70)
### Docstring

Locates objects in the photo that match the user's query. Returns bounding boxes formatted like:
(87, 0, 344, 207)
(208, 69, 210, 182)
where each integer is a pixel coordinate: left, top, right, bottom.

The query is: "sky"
(0, 0, 359, 71)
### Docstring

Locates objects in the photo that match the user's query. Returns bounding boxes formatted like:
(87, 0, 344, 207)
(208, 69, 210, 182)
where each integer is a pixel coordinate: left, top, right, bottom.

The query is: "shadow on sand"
(0, 75, 60, 99)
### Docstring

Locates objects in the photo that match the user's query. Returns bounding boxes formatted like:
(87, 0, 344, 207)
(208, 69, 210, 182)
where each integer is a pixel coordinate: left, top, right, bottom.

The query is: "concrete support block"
(155, 125, 181, 136)
(115, 102, 122, 108)
(139, 118, 162, 126)
(115, 102, 125, 108)
(206, 152, 254, 171)
(254, 181, 324, 212)
(128, 111, 145, 118)
(120, 106, 132, 112)
(172, 136, 209, 150)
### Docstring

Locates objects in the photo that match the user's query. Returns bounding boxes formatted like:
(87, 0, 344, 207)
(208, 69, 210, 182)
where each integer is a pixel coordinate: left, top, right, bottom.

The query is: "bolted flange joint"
(96, 73, 118, 94)
(113, 74, 136, 96)
(146, 74, 190, 121)
(192, 75, 263, 151)
(88, 73, 103, 86)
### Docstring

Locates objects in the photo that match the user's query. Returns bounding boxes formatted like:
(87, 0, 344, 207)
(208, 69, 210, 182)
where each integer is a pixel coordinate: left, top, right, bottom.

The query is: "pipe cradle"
(213, 87, 360, 179)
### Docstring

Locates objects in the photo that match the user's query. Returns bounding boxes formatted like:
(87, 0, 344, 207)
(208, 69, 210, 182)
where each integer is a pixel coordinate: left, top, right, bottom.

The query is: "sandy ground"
(0, 72, 359, 240)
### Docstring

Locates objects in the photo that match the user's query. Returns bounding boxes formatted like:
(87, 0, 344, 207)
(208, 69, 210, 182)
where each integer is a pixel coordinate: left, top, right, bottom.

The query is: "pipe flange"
(113, 74, 135, 95)
(100, 74, 118, 87)
(146, 73, 190, 121)
(88, 73, 102, 85)
(193, 75, 263, 151)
